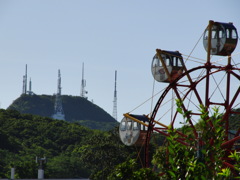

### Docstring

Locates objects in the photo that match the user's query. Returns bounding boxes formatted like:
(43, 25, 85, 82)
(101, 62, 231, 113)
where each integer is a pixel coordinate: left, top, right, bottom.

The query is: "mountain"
(7, 94, 118, 131)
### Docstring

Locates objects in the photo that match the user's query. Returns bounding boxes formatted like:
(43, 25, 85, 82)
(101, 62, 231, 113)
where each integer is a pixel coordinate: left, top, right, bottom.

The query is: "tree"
(152, 101, 240, 179)
(107, 159, 159, 180)
(74, 128, 135, 179)
(46, 153, 90, 178)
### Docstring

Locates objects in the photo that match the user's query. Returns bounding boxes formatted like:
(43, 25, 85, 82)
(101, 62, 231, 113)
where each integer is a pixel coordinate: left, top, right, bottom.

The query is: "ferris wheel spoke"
(186, 90, 193, 110)
(209, 71, 226, 101)
(231, 70, 240, 80)
(178, 88, 202, 112)
(221, 136, 240, 149)
(225, 86, 240, 115)
(232, 103, 240, 110)
(173, 87, 198, 137)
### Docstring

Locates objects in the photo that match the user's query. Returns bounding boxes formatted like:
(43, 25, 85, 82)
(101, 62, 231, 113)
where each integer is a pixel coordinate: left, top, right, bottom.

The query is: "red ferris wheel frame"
(145, 61, 240, 169)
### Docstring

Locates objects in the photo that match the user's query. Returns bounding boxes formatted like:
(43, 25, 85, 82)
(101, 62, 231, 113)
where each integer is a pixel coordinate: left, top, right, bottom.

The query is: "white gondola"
(151, 50, 184, 82)
(119, 114, 149, 146)
(203, 21, 238, 56)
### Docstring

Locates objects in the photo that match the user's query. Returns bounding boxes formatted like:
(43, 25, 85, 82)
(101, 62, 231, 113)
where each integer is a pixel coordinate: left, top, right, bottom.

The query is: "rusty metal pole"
(205, 20, 214, 107)
(225, 55, 232, 141)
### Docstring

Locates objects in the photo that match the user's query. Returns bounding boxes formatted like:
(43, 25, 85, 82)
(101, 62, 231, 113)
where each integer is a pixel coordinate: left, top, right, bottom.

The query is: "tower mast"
(112, 70, 117, 120)
(25, 64, 27, 94)
(22, 64, 27, 94)
(27, 78, 34, 95)
(80, 63, 87, 99)
(22, 75, 25, 94)
(29, 78, 32, 93)
(52, 69, 65, 120)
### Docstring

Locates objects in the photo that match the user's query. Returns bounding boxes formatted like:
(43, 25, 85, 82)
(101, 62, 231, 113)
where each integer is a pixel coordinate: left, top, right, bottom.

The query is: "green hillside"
(0, 109, 134, 179)
(8, 94, 118, 131)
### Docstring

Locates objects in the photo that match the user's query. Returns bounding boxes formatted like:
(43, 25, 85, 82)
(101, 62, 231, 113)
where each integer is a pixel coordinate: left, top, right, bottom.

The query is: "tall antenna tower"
(80, 63, 88, 99)
(52, 69, 65, 120)
(112, 70, 117, 120)
(22, 64, 27, 94)
(27, 78, 34, 95)
(29, 78, 32, 93)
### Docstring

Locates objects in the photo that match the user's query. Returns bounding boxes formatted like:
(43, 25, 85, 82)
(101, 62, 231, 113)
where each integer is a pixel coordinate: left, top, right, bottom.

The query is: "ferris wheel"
(119, 20, 240, 172)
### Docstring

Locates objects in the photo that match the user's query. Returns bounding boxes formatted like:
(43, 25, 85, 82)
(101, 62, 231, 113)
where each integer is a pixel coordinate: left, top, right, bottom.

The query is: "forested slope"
(0, 109, 134, 179)
(8, 94, 118, 131)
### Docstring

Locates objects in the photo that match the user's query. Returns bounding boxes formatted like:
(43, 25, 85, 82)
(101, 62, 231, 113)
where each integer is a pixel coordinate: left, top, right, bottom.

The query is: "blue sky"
(0, 0, 239, 122)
